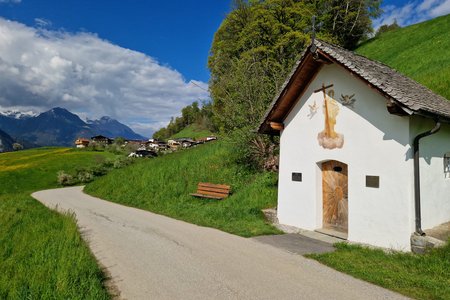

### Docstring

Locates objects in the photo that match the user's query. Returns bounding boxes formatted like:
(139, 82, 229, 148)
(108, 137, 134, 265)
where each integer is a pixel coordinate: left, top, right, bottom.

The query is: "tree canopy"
(153, 101, 215, 140)
(206, 0, 380, 170)
(208, 0, 381, 134)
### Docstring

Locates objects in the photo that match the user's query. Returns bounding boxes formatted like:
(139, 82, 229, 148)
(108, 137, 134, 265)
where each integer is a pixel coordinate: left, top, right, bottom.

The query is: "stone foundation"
(410, 234, 445, 254)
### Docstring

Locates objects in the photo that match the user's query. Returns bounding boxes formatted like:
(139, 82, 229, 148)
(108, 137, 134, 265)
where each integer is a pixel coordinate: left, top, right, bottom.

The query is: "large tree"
(313, 0, 382, 49)
(209, 0, 318, 132)
(208, 0, 380, 169)
(209, 0, 381, 133)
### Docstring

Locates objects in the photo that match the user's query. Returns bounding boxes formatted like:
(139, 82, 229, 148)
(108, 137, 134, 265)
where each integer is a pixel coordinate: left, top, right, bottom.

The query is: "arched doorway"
(322, 160, 348, 234)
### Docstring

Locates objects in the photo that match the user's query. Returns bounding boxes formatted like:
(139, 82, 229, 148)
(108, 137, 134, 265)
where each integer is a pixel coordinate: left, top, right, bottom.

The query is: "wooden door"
(322, 160, 348, 233)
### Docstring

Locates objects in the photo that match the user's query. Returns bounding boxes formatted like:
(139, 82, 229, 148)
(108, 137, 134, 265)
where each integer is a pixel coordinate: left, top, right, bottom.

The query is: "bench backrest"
(197, 182, 231, 198)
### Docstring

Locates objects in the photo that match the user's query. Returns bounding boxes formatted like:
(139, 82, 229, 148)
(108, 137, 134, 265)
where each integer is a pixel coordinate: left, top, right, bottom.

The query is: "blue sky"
(0, 0, 231, 83)
(0, 0, 448, 136)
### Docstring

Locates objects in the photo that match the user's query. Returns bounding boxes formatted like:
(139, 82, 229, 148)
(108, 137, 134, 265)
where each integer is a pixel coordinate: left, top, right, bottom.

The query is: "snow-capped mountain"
(0, 107, 146, 147)
(0, 110, 37, 119)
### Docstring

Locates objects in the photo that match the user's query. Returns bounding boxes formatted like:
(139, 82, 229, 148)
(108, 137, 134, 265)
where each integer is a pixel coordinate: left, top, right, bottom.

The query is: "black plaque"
(292, 172, 302, 182)
(366, 175, 379, 188)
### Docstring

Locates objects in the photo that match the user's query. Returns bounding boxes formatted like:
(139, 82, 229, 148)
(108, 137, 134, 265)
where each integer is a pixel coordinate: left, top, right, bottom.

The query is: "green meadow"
(0, 148, 113, 299)
(85, 140, 280, 237)
(356, 14, 450, 100)
(1, 14, 449, 300)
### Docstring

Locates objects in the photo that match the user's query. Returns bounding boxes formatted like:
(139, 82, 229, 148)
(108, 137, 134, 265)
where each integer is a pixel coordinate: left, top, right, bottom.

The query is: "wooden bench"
(190, 182, 231, 200)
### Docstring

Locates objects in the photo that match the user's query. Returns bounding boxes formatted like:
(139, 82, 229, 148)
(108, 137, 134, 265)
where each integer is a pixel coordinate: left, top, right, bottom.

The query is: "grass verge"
(308, 242, 450, 300)
(85, 141, 281, 237)
(0, 147, 115, 299)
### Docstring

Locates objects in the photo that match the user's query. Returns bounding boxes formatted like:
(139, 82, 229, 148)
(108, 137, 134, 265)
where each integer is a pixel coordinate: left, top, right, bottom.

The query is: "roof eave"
(258, 45, 326, 135)
(258, 39, 450, 134)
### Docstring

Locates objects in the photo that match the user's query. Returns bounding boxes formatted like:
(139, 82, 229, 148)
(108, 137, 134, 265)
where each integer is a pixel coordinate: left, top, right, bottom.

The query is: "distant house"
(146, 140, 169, 151)
(258, 39, 450, 251)
(174, 138, 196, 148)
(75, 138, 90, 148)
(167, 139, 181, 146)
(91, 135, 113, 144)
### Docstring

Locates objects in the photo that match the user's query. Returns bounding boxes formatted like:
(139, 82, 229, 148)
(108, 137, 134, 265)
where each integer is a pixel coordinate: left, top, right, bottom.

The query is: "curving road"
(32, 187, 408, 300)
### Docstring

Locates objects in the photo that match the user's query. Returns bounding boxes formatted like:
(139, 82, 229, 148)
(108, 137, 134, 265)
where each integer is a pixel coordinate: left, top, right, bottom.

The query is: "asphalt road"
(32, 187, 408, 300)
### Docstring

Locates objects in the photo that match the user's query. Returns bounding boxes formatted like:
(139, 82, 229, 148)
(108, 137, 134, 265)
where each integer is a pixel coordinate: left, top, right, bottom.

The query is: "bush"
(226, 127, 279, 172)
(85, 142, 105, 152)
(57, 152, 135, 186)
(77, 170, 94, 183)
(105, 144, 125, 155)
(89, 165, 108, 176)
(113, 157, 134, 169)
(57, 171, 75, 186)
(12, 143, 23, 151)
(102, 159, 115, 169)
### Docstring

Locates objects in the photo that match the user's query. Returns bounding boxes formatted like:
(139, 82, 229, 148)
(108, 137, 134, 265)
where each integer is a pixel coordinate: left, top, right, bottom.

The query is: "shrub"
(57, 171, 75, 186)
(227, 127, 279, 172)
(89, 165, 108, 176)
(12, 143, 24, 151)
(102, 159, 115, 169)
(105, 144, 124, 155)
(77, 170, 94, 183)
(113, 157, 134, 169)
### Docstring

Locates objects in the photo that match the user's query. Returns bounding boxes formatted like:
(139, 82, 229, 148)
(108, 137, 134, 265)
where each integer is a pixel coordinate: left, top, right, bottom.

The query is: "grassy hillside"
(356, 14, 450, 100)
(170, 123, 214, 139)
(0, 148, 114, 299)
(85, 141, 280, 237)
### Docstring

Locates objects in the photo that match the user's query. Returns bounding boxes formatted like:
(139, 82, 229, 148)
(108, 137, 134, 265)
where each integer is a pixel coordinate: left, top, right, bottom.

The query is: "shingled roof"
(258, 39, 450, 134)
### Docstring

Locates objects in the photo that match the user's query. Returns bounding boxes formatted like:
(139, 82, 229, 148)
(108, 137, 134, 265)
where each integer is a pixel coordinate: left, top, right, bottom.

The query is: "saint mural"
(315, 83, 344, 149)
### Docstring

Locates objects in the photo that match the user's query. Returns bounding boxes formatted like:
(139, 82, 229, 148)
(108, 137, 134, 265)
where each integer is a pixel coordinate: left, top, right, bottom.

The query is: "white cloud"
(373, 0, 450, 30)
(429, 0, 450, 16)
(0, 0, 21, 3)
(34, 18, 52, 28)
(128, 121, 169, 137)
(0, 18, 210, 136)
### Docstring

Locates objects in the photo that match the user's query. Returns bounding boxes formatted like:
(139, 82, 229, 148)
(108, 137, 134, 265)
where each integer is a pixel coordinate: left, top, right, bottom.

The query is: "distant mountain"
(17, 107, 93, 146)
(0, 107, 146, 147)
(87, 116, 145, 140)
(0, 110, 37, 119)
(0, 128, 14, 152)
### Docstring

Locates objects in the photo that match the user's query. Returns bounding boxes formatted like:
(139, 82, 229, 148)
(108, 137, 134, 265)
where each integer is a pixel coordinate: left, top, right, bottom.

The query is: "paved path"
(253, 233, 336, 255)
(32, 187, 408, 300)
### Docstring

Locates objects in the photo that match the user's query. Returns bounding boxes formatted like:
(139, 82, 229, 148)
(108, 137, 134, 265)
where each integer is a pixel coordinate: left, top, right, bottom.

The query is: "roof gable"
(259, 39, 450, 134)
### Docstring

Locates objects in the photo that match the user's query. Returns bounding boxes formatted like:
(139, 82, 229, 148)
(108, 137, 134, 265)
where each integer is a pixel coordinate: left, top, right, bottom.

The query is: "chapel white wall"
(277, 63, 413, 250)
(410, 116, 450, 230)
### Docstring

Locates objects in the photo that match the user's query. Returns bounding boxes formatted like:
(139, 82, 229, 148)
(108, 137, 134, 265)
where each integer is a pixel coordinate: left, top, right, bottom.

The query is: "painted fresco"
(316, 83, 344, 149)
(339, 94, 356, 107)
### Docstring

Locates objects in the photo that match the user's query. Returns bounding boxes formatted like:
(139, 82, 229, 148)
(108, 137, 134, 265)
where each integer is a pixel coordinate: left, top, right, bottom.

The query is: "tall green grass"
(85, 141, 280, 237)
(0, 148, 114, 299)
(356, 14, 450, 100)
(308, 242, 450, 300)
